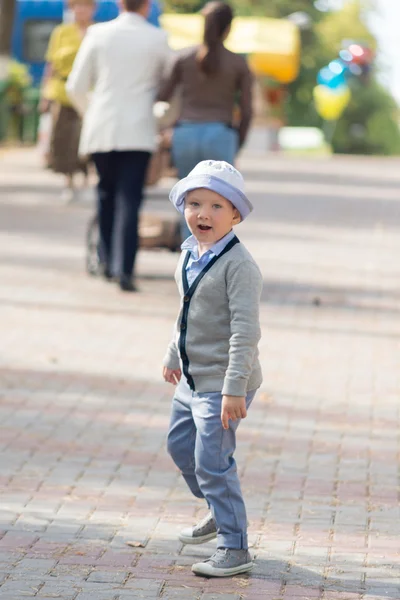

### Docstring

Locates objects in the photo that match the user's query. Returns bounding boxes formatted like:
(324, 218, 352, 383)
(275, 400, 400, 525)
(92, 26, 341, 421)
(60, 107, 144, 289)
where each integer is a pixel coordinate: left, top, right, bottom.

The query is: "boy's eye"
(189, 201, 200, 207)
(213, 204, 222, 209)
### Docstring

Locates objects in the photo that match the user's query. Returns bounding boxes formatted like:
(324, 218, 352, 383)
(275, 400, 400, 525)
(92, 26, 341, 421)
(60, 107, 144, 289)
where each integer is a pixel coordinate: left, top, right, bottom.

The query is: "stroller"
(86, 210, 182, 276)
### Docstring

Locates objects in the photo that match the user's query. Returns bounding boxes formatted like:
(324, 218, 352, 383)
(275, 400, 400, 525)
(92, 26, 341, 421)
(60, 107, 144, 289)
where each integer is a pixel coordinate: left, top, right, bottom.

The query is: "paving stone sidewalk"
(1, 148, 400, 599)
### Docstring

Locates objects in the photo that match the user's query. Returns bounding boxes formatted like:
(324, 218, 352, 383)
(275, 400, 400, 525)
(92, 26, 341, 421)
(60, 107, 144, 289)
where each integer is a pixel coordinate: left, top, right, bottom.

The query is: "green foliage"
(7, 60, 32, 106)
(164, 0, 322, 18)
(332, 79, 400, 155)
(284, 0, 400, 155)
(236, 0, 321, 19)
(316, 0, 376, 56)
(164, 0, 204, 13)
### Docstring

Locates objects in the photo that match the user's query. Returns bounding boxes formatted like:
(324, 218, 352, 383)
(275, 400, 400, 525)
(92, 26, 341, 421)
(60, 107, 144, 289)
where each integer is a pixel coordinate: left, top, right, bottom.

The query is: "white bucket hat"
(169, 160, 253, 221)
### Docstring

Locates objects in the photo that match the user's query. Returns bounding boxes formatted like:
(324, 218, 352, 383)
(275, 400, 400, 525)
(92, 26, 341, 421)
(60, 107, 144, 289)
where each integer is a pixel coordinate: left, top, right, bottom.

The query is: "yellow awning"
(161, 14, 301, 83)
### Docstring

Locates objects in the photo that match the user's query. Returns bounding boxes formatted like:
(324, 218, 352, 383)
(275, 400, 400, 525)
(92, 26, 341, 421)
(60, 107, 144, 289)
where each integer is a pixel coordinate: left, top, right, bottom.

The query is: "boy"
(163, 160, 262, 577)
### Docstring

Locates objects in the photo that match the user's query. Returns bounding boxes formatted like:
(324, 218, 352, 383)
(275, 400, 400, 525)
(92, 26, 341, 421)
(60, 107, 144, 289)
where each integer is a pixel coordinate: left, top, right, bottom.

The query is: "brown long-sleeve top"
(158, 45, 253, 147)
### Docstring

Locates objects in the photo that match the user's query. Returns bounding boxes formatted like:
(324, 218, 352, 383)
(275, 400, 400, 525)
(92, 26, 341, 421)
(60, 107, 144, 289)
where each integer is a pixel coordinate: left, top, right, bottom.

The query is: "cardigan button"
(183, 296, 190, 302)
(180, 323, 186, 330)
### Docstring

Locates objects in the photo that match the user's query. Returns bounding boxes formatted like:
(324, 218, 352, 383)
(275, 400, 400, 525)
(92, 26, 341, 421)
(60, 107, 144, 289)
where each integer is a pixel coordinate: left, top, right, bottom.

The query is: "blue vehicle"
(12, 0, 162, 86)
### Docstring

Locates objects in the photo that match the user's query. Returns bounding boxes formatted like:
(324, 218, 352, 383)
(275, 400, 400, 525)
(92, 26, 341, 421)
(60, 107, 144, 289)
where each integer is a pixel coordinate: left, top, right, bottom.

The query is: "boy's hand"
(221, 395, 247, 430)
(163, 367, 182, 385)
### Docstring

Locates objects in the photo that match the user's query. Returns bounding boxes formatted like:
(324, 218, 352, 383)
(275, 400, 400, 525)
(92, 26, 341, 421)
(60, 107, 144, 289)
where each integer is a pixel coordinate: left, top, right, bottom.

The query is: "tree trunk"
(0, 0, 16, 78)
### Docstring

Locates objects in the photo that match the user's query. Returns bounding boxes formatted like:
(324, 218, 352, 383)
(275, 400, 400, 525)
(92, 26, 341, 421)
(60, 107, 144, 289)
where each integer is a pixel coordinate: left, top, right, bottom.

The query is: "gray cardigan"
(163, 237, 263, 396)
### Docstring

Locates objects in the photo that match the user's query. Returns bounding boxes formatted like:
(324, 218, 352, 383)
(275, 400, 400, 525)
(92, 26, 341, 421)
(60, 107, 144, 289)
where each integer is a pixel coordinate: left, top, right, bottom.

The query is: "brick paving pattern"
(0, 148, 400, 599)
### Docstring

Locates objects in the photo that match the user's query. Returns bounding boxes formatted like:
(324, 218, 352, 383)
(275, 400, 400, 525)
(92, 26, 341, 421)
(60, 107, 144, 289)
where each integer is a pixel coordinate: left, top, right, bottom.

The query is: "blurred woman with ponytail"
(158, 1, 253, 238)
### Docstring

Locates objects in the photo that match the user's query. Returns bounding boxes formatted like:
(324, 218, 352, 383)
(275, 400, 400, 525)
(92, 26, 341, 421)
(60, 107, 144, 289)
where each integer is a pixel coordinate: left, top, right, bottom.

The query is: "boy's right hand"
(163, 367, 182, 385)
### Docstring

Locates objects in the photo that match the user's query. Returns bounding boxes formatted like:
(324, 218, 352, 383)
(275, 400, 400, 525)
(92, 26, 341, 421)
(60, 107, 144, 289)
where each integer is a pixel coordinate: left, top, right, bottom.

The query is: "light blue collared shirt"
(181, 230, 236, 288)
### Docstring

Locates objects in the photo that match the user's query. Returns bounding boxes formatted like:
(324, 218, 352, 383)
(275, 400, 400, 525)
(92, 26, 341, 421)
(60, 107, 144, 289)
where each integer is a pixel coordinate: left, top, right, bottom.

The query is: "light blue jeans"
(167, 376, 256, 550)
(172, 122, 239, 240)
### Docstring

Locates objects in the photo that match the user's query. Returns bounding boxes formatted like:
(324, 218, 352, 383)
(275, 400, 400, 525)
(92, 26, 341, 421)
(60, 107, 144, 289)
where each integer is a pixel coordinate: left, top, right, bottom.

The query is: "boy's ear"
(232, 208, 241, 225)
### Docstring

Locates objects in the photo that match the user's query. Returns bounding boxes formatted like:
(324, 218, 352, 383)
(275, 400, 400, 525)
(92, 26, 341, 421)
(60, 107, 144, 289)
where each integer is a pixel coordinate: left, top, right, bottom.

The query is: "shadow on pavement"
(260, 277, 400, 313)
(241, 164, 400, 191)
(1, 272, 399, 321)
(1, 366, 399, 597)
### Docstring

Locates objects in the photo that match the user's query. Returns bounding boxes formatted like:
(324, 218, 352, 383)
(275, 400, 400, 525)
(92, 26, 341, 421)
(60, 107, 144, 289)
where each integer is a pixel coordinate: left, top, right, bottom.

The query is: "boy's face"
(184, 188, 241, 245)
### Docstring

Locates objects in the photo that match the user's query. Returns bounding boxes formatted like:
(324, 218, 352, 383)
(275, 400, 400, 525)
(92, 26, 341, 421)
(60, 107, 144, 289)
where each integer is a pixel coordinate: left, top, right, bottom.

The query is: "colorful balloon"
(349, 63, 362, 76)
(348, 44, 374, 66)
(313, 85, 351, 121)
(339, 49, 353, 63)
(328, 59, 346, 75)
(317, 66, 346, 90)
(314, 41, 372, 121)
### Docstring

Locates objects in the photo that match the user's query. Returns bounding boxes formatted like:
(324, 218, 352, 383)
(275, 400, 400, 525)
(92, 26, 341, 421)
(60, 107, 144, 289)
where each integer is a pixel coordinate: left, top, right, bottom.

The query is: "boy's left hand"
(221, 395, 247, 430)
(163, 367, 182, 385)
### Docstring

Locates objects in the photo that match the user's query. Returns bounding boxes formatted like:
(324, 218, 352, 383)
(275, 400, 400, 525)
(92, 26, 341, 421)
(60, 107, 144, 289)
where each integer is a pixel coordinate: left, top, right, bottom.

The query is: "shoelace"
(207, 548, 229, 563)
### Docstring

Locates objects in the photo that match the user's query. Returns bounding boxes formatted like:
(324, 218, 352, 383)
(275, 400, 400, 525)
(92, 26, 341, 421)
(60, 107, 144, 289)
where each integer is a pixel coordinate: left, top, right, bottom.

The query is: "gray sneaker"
(179, 512, 217, 545)
(192, 548, 253, 577)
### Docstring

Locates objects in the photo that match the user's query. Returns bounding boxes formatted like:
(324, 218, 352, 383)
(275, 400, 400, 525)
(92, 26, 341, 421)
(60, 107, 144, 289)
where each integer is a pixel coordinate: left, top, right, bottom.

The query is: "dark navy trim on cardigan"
(178, 235, 240, 391)
(182, 251, 191, 295)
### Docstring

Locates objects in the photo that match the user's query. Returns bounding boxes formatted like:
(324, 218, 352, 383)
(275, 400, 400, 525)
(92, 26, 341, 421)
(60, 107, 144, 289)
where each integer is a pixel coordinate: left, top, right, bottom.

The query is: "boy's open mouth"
(198, 225, 212, 231)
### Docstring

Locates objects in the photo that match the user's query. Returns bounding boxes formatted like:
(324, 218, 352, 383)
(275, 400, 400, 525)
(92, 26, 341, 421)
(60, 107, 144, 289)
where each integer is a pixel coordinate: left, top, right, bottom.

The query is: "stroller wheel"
(86, 215, 100, 276)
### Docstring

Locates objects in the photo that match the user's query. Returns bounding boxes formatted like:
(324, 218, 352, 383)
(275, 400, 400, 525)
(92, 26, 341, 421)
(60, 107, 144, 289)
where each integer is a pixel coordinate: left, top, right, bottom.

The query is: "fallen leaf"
(126, 540, 146, 548)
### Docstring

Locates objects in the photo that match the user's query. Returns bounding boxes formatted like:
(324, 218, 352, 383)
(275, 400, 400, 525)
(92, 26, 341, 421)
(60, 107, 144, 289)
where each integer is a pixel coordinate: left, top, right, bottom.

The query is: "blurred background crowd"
(0, 0, 399, 159)
(1, 0, 399, 290)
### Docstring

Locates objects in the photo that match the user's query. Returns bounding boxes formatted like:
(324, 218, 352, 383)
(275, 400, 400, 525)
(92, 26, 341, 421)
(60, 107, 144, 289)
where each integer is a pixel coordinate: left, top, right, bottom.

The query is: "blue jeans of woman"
(172, 122, 239, 240)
